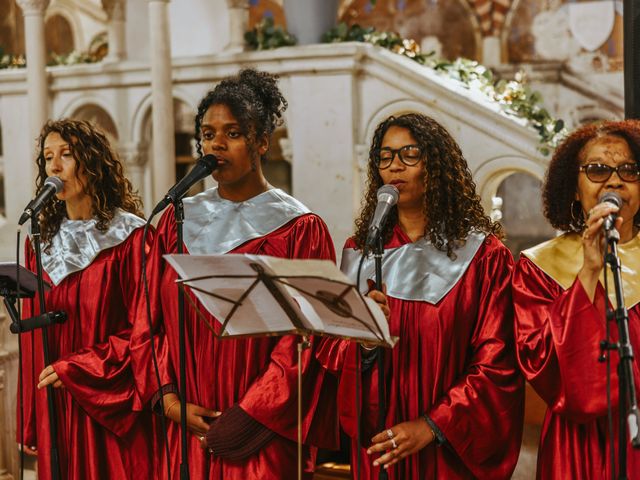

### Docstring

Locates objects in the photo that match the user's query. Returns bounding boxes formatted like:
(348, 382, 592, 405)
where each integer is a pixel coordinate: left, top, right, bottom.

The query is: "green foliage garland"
(245, 17, 297, 51)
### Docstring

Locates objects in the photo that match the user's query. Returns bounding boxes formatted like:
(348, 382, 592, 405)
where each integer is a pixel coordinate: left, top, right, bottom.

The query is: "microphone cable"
(16, 228, 24, 480)
(603, 242, 616, 479)
(141, 217, 172, 480)
(353, 250, 368, 480)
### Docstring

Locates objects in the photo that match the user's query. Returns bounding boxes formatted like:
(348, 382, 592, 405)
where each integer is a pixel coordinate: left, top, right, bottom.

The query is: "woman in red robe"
(130, 68, 339, 479)
(338, 113, 524, 479)
(17, 119, 153, 479)
(514, 120, 640, 479)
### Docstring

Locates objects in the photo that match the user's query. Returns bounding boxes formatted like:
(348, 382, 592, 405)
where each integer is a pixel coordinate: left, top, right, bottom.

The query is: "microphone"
(365, 184, 399, 249)
(18, 176, 64, 226)
(150, 154, 219, 217)
(599, 191, 622, 231)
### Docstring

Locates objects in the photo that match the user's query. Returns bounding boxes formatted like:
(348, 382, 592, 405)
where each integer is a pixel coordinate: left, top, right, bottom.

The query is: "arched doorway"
(70, 103, 119, 143)
(495, 171, 556, 257)
(45, 13, 75, 56)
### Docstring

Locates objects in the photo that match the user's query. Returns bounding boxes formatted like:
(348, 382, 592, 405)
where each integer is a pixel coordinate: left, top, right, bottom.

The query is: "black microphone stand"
(600, 226, 640, 480)
(373, 235, 388, 480)
(174, 199, 190, 480)
(30, 217, 62, 480)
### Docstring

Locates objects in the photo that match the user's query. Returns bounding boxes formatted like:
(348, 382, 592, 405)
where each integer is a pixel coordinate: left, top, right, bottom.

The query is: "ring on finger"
(391, 438, 398, 449)
(386, 429, 394, 439)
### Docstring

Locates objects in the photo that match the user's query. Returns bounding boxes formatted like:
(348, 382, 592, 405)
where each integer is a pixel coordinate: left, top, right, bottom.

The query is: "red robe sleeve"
(513, 256, 616, 422)
(238, 214, 340, 448)
(48, 227, 153, 437)
(129, 211, 176, 409)
(425, 242, 523, 478)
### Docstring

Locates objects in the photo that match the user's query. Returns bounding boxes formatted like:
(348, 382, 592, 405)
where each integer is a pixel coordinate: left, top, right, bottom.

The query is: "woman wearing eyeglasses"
(338, 113, 524, 479)
(514, 120, 640, 478)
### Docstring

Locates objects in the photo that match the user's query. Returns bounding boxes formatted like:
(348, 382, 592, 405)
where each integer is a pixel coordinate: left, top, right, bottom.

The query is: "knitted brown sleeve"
(205, 405, 276, 461)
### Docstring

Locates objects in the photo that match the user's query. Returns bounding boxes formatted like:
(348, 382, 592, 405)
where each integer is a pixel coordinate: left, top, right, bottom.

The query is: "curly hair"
(194, 68, 287, 163)
(543, 119, 640, 232)
(35, 119, 143, 248)
(353, 113, 502, 256)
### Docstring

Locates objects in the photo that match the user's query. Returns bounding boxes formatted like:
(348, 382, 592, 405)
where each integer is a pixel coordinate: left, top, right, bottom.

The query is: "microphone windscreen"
(599, 191, 622, 208)
(199, 154, 219, 172)
(377, 184, 399, 204)
(44, 176, 63, 193)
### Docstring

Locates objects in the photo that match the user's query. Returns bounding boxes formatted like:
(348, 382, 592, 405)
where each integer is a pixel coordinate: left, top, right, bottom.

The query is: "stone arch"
(133, 92, 201, 210)
(361, 99, 454, 147)
(131, 89, 198, 147)
(568, 105, 621, 127)
(473, 153, 546, 211)
(494, 169, 556, 256)
(44, 5, 82, 55)
(58, 96, 119, 141)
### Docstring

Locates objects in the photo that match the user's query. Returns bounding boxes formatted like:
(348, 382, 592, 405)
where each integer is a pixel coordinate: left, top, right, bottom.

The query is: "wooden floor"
(313, 463, 351, 479)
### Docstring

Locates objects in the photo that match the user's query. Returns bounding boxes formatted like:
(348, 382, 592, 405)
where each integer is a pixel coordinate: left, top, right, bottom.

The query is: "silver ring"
(386, 429, 394, 439)
(391, 438, 398, 449)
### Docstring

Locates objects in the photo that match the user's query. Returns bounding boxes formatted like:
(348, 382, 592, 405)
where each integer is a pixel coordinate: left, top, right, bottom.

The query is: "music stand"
(164, 253, 397, 480)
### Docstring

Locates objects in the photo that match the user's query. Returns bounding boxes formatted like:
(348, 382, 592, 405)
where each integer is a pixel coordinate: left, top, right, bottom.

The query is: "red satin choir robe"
(338, 226, 524, 479)
(17, 223, 153, 480)
(514, 233, 640, 479)
(131, 203, 339, 479)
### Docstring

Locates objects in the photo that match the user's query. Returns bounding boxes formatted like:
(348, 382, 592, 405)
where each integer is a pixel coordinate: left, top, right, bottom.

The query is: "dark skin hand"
(368, 418, 435, 469)
(162, 392, 221, 442)
(361, 282, 390, 350)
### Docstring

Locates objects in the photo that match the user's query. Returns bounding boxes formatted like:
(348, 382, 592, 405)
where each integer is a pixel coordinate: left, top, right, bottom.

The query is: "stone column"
(482, 35, 502, 67)
(148, 0, 175, 202)
(118, 143, 146, 200)
(226, 0, 249, 52)
(16, 0, 50, 167)
(102, 0, 126, 61)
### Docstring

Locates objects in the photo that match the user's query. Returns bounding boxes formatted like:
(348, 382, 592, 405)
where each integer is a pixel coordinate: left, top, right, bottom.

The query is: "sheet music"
(163, 253, 396, 346)
(164, 254, 299, 336)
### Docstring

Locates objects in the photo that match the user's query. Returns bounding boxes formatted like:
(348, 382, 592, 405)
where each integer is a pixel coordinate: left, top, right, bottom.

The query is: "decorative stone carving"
(15, 0, 50, 15)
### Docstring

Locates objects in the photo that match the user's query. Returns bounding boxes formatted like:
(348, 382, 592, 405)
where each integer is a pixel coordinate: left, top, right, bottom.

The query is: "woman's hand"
(367, 280, 390, 321)
(18, 444, 38, 456)
(578, 203, 623, 301)
(37, 365, 63, 389)
(367, 418, 435, 469)
(162, 393, 221, 436)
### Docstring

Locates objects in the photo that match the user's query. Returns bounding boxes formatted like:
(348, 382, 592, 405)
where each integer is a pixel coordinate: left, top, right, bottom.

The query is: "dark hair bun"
(194, 68, 288, 158)
(238, 68, 287, 133)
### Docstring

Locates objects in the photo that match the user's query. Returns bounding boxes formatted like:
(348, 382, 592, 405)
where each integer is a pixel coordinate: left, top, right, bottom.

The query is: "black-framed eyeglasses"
(373, 145, 423, 170)
(579, 163, 640, 183)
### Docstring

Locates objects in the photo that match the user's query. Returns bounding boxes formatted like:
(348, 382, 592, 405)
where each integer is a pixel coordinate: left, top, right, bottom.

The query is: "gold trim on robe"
(522, 232, 640, 309)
